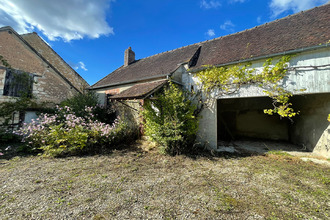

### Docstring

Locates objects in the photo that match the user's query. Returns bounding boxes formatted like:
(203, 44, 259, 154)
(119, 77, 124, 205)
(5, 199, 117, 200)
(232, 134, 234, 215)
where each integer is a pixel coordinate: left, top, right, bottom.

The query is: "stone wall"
(21, 33, 88, 92)
(0, 30, 80, 104)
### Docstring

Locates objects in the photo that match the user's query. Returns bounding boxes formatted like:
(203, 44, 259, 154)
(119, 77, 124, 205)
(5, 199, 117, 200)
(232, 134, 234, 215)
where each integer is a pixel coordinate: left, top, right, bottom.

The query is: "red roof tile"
(110, 80, 168, 100)
(91, 45, 200, 89)
(194, 4, 330, 69)
(92, 3, 330, 89)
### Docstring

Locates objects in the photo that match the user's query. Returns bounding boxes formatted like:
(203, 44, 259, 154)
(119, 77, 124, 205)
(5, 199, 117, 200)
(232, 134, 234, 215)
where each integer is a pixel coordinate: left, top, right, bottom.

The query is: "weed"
(56, 198, 66, 205)
(267, 150, 291, 156)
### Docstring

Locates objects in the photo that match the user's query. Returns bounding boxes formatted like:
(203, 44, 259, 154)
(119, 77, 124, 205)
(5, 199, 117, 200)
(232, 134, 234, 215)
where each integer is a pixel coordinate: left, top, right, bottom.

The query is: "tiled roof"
(110, 80, 168, 99)
(193, 3, 330, 69)
(91, 45, 200, 89)
(92, 3, 330, 89)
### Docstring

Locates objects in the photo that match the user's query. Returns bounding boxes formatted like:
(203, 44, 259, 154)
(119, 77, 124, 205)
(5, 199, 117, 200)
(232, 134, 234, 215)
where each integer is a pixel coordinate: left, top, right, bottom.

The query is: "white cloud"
(69, 61, 87, 71)
(220, 20, 235, 32)
(206, 29, 215, 37)
(270, 0, 328, 17)
(257, 16, 262, 23)
(79, 61, 88, 71)
(200, 0, 221, 9)
(0, 0, 114, 42)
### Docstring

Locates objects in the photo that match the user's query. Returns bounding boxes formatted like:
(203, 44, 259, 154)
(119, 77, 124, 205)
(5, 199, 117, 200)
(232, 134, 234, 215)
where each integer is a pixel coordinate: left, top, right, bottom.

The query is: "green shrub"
(0, 128, 20, 143)
(15, 106, 134, 157)
(142, 82, 199, 155)
(60, 91, 98, 115)
(60, 91, 117, 124)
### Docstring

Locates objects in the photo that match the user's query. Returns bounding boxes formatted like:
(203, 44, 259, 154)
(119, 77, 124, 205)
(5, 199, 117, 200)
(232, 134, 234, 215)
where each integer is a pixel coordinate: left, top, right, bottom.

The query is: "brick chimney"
(124, 47, 135, 66)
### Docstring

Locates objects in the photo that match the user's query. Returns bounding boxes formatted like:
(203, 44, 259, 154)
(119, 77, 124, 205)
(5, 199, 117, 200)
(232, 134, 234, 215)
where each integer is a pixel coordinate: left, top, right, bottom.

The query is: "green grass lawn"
(0, 141, 329, 219)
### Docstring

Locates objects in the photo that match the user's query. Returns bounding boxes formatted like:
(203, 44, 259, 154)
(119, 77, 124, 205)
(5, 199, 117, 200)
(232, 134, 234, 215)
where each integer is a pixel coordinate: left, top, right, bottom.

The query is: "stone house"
(0, 26, 88, 126)
(90, 4, 330, 157)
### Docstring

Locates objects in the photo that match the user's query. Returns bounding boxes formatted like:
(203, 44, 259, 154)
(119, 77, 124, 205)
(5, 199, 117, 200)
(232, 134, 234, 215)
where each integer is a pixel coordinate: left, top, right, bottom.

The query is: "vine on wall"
(196, 55, 299, 118)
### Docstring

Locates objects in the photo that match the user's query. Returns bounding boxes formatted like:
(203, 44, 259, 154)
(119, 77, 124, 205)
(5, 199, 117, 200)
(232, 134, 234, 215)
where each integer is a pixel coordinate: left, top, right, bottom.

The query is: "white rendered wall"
(182, 47, 330, 150)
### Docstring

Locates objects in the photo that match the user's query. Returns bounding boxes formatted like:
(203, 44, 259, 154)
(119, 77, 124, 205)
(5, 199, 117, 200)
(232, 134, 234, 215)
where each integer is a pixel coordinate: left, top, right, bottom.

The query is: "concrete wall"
(196, 99, 217, 149)
(182, 65, 219, 148)
(290, 93, 330, 157)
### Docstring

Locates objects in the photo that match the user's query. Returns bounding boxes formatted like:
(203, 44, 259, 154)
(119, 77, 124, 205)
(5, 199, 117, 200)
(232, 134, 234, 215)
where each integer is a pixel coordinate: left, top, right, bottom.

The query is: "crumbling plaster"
(183, 48, 330, 154)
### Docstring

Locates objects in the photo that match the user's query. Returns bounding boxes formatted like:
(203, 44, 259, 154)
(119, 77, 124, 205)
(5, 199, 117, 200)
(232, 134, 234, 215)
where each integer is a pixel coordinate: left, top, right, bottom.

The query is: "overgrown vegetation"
(196, 56, 299, 118)
(142, 82, 199, 155)
(15, 105, 132, 157)
(0, 128, 20, 143)
(60, 91, 116, 124)
(14, 97, 134, 157)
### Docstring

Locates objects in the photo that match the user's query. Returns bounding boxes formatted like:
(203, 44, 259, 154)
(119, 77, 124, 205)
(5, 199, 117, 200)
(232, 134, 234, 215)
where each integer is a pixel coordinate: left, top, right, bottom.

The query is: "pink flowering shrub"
(15, 106, 131, 157)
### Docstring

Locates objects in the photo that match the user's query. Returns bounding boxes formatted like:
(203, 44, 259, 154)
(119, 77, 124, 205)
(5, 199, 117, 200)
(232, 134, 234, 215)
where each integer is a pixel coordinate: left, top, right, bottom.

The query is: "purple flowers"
(15, 105, 126, 152)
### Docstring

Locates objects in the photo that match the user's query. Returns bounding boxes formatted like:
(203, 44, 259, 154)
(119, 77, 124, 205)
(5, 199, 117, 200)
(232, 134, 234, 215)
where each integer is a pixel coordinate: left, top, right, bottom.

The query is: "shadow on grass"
(0, 138, 267, 162)
(0, 139, 145, 161)
(0, 141, 40, 161)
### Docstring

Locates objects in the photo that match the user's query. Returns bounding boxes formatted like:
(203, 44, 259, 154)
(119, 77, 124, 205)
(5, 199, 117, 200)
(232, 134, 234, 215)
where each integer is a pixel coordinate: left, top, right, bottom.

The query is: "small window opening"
(3, 69, 34, 98)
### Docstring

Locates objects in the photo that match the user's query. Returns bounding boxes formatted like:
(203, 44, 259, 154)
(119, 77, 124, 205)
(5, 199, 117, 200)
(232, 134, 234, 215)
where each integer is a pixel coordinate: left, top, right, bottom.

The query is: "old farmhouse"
(93, 4, 330, 157)
(0, 26, 88, 126)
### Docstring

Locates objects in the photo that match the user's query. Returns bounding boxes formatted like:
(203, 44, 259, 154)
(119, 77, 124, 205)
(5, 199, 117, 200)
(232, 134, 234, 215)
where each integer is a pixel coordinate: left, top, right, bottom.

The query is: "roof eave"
(109, 80, 168, 100)
(90, 74, 170, 90)
(190, 44, 330, 73)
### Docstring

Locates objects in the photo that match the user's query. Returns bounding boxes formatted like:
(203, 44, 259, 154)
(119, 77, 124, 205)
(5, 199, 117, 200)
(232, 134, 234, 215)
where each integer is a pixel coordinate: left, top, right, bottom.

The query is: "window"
(3, 69, 34, 98)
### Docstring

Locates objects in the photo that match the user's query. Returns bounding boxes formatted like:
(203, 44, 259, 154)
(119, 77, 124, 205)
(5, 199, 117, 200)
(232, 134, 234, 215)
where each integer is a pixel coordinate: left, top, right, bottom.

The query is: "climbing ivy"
(0, 55, 10, 68)
(196, 56, 298, 118)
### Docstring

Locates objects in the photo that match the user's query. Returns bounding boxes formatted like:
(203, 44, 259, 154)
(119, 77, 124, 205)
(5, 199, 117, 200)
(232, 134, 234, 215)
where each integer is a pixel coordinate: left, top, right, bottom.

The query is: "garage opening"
(217, 93, 330, 155)
(217, 97, 291, 142)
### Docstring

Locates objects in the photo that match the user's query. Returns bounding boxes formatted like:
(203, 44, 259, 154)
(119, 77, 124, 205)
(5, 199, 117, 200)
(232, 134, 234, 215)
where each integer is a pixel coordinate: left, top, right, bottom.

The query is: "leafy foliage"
(0, 128, 20, 143)
(60, 91, 117, 124)
(0, 55, 10, 68)
(60, 91, 98, 116)
(142, 82, 199, 155)
(15, 106, 133, 157)
(196, 56, 298, 118)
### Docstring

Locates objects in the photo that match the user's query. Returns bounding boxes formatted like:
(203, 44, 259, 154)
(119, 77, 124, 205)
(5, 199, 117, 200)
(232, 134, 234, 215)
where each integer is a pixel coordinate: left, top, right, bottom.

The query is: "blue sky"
(0, 0, 328, 85)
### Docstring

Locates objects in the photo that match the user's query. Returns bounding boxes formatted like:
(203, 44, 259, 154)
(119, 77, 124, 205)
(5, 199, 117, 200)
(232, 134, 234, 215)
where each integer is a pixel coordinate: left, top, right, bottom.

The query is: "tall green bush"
(142, 82, 199, 155)
(60, 90, 117, 124)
